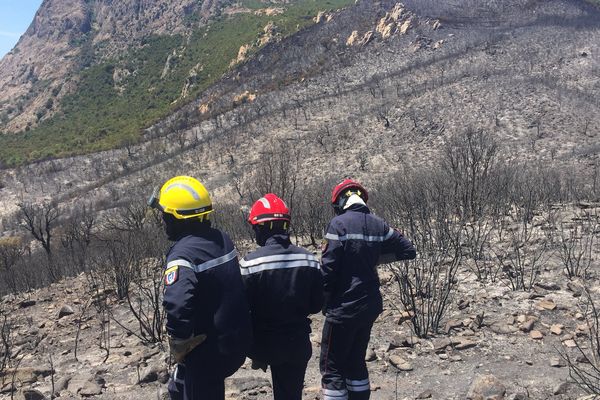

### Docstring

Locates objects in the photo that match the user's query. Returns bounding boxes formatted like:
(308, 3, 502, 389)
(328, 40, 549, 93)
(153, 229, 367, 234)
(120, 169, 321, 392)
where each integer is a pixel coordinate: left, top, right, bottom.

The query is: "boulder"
(58, 305, 75, 319)
(22, 389, 48, 400)
(536, 300, 556, 311)
(519, 319, 535, 333)
(550, 357, 566, 368)
(466, 374, 506, 400)
(550, 324, 563, 335)
(365, 348, 377, 362)
(553, 382, 569, 395)
(389, 353, 413, 371)
(139, 364, 167, 384)
(79, 381, 103, 397)
(529, 330, 544, 340)
(19, 300, 36, 308)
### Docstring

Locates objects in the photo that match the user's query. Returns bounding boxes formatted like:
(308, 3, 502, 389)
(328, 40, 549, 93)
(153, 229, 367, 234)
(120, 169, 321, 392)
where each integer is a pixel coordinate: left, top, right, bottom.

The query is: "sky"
(0, 0, 43, 59)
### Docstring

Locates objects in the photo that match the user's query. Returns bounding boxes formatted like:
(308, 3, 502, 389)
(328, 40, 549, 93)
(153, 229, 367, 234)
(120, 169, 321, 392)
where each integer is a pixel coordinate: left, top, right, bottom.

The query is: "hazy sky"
(0, 0, 43, 59)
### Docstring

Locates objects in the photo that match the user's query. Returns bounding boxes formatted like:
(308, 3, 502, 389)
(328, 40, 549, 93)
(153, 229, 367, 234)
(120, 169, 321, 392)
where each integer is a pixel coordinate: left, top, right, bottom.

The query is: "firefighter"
(239, 193, 323, 400)
(320, 179, 416, 400)
(148, 176, 252, 400)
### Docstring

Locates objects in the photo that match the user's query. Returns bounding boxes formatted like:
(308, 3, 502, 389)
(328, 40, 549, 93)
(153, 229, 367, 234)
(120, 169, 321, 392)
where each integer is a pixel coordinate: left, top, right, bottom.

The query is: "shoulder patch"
(164, 266, 179, 286)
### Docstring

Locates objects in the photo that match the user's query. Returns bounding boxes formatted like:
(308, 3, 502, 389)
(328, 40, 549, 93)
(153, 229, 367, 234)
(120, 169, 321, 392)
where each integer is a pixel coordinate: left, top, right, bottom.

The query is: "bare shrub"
(17, 201, 61, 282)
(0, 237, 27, 294)
(562, 288, 600, 394)
(0, 311, 12, 375)
(553, 212, 598, 279)
(374, 166, 462, 338)
(492, 217, 552, 291)
(59, 205, 95, 276)
(89, 202, 167, 344)
(388, 218, 462, 338)
(292, 177, 335, 248)
(212, 202, 253, 245)
(237, 142, 303, 212)
(441, 128, 499, 221)
(463, 219, 499, 282)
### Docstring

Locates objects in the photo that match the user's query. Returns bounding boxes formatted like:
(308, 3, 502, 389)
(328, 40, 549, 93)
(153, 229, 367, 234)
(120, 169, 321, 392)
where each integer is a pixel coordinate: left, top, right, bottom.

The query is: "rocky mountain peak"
(0, 0, 230, 134)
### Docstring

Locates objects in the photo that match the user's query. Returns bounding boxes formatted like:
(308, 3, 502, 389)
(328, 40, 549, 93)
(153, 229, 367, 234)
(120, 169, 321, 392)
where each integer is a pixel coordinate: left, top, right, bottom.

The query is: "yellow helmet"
(148, 176, 213, 220)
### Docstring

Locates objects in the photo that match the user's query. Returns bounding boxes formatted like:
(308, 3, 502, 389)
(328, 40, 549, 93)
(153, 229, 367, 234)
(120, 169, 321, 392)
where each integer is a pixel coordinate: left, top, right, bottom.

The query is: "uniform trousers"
(251, 333, 312, 400)
(320, 319, 374, 400)
(167, 346, 245, 400)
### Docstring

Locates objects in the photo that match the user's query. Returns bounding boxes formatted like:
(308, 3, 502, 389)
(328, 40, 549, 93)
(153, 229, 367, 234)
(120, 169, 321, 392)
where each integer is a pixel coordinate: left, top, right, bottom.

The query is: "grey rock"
(390, 333, 416, 349)
(19, 300, 36, 308)
(226, 377, 271, 393)
(433, 338, 452, 352)
(466, 374, 506, 400)
(519, 319, 535, 333)
(553, 382, 569, 395)
(567, 282, 584, 297)
(416, 390, 433, 399)
(445, 319, 463, 333)
(389, 353, 413, 371)
(535, 282, 560, 291)
(79, 381, 103, 397)
(550, 357, 566, 368)
(22, 389, 48, 400)
(458, 299, 470, 310)
(507, 390, 529, 400)
(576, 354, 590, 364)
(54, 375, 71, 392)
(158, 370, 170, 384)
(365, 348, 377, 362)
(58, 305, 75, 319)
(4, 367, 54, 384)
(489, 322, 518, 335)
(139, 364, 167, 384)
(455, 339, 477, 350)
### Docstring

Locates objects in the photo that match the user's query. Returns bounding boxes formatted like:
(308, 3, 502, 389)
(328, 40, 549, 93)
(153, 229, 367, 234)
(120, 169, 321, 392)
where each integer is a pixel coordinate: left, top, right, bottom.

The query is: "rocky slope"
(1, 203, 598, 400)
(0, 0, 597, 222)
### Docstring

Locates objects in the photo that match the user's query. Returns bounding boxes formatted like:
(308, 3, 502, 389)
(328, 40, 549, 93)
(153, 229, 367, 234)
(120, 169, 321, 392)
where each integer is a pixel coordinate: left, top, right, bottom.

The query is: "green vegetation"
(0, 0, 354, 167)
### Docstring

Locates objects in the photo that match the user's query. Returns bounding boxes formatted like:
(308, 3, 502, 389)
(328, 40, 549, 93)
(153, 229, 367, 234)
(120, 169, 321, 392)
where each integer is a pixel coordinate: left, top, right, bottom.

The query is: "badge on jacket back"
(164, 266, 179, 286)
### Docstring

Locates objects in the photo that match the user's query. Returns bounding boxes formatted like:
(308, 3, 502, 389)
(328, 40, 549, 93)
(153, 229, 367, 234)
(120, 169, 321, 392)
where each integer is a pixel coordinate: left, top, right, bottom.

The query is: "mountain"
(0, 0, 227, 129)
(0, 0, 353, 166)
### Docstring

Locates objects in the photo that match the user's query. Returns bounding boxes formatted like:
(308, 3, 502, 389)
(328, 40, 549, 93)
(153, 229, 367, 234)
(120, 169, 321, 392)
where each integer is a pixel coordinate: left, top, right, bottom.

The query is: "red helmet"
(248, 193, 291, 225)
(331, 179, 368, 205)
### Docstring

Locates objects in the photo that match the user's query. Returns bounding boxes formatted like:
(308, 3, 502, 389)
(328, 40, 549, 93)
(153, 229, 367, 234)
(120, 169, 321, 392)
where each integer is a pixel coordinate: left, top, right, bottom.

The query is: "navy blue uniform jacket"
(239, 234, 323, 342)
(163, 225, 252, 365)
(321, 204, 416, 324)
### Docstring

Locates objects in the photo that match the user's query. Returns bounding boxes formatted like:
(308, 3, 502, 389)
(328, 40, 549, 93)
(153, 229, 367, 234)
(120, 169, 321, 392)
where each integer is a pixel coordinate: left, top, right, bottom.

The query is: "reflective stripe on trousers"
(346, 378, 370, 392)
(323, 388, 348, 400)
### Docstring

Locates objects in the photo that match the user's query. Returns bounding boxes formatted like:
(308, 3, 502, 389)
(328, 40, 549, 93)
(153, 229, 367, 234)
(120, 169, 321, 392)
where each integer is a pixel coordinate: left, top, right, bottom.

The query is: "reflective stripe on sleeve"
(346, 378, 370, 392)
(384, 227, 394, 240)
(195, 249, 237, 272)
(166, 259, 193, 270)
(166, 249, 237, 274)
(322, 388, 348, 399)
(325, 232, 392, 242)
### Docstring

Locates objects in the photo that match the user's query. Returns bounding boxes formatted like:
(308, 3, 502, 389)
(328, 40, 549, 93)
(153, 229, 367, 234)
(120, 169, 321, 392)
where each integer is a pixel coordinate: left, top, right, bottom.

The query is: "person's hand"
(169, 334, 207, 363)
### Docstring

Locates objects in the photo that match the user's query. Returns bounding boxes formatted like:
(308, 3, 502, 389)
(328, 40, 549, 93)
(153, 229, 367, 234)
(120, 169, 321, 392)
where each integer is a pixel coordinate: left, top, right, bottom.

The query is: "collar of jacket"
(168, 221, 213, 241)
(344, 203, 370, 214)
(264, 233, 292, 246)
